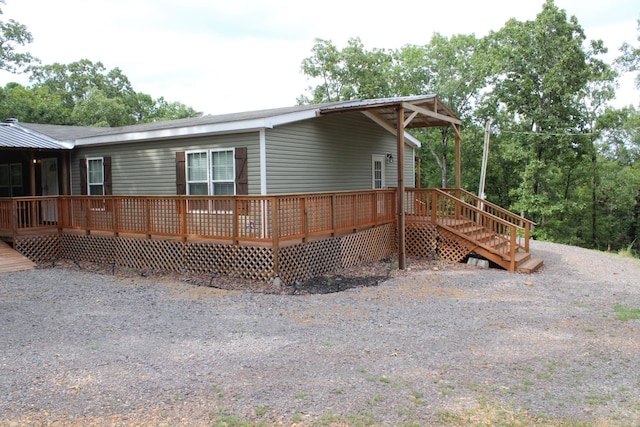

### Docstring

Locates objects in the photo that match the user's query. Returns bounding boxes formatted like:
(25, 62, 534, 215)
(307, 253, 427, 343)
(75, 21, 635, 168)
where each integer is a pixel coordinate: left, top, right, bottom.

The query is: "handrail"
(406, 188, 531, 260)
(440, 188, 537, 228)
(0, 190, 396, 245)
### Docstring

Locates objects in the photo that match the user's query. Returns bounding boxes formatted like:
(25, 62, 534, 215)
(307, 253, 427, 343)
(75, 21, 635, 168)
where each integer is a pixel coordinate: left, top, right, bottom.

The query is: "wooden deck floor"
(0, 241, 35, 273)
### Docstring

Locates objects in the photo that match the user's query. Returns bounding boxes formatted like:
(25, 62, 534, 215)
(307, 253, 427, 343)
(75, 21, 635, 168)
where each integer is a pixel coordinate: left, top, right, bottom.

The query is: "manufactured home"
(0, 95, 541, 283)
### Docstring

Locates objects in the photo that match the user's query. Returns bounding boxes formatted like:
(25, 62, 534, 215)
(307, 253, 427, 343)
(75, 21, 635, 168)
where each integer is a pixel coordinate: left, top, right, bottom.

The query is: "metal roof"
(318, 95, 461, 128)
(8, 96, 460, 149)
(0, 122, 73, 150)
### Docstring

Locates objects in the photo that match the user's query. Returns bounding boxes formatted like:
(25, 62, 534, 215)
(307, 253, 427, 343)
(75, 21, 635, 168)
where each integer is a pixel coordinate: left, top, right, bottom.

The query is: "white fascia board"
(75, 109, 319, 147)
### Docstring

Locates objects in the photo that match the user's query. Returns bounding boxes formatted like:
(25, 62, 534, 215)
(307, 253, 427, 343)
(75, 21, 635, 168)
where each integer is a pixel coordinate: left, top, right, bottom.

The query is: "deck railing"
(406, 188, 534, 269)
(0, 190, 396, 245)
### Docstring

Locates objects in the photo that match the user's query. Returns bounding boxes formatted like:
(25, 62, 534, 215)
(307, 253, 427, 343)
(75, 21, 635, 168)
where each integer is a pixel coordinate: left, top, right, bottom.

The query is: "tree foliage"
(0, 0, 37, 73)
(0, 59, 198, 126)
(617, 18, 640, 90)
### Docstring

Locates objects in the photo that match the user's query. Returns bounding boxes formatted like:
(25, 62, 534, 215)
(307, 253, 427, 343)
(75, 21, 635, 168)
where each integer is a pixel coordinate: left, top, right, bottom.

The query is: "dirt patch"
(39, 256, 460, 295)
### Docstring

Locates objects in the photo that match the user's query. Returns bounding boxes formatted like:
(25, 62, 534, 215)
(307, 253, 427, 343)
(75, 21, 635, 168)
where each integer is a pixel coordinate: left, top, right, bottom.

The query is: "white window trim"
(210, 148, 236, 196)
(371, 154, 385, 190)
(87, 156, 105, 196)
(185, 148, 236, 214)
(185, 148, 236, 196)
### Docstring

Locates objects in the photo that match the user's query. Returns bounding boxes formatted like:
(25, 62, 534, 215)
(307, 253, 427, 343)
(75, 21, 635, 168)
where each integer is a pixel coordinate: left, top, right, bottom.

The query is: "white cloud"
(0, 0, 638, 114)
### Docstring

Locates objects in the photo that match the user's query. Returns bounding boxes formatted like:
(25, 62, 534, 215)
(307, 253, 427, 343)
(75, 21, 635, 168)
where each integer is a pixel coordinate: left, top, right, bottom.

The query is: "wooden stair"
(436, 217, 543, 273)
(0, 240, 36, 273)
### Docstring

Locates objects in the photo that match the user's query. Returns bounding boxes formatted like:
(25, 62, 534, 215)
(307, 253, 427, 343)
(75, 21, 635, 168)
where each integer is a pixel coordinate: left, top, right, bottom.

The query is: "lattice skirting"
(405, 223, 438, 259)
(437, 228, 477, 263)
(15, 235, 61, 263)
(55, 234, 275, 281)
(277, 223, 396, 285)
(185, 243, 274, 281)
(14, 223, 453, 285)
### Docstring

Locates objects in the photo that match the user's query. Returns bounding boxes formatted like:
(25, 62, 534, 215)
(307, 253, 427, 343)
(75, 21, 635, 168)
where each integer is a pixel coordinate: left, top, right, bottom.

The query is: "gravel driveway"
(1, 240, 639, 426)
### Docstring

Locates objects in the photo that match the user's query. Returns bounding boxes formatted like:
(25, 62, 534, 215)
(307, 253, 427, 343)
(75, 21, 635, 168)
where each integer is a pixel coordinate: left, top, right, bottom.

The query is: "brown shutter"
(103, 156, 112, 195)
(235, 147, 248, 215)
(176, 152, 186, 195)
(79, 158, 87, 195)
(235, 147, 248, 195)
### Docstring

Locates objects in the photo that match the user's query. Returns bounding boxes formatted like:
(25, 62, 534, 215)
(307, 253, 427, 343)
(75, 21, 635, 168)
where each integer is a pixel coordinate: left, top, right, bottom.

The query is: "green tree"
(28, 59, 136, 111)
(71, 88, 130, 127)
(482, 0, 615, 234)
(617, 17, 640, 91)
(0, 0, 36, 73)
(395, 34, 488, 188)
(299, 38, 394, 104)
(0, 82, 67, 123)
(3, 59, 199, 126)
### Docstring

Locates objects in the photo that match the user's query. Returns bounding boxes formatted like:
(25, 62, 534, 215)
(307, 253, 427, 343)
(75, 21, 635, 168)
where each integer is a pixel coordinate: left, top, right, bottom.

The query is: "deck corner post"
(396, 105, 406, 270)
(510, 226, 517, 272)
(180, 198, 187, 243)
(271, 197, 280, 279)
(232, 197, 239, 245)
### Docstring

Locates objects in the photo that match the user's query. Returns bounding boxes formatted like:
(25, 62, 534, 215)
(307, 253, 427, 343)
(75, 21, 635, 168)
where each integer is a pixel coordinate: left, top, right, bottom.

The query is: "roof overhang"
(74, 109, 320, 146)
(318, 95, 461, 129)
(0, 122, 74, 150)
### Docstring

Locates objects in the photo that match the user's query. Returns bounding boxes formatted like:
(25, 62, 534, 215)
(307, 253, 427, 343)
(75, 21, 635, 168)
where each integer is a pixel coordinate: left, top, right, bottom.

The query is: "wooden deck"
(0, 240, 35, 273)
(0, 189, 542, 273)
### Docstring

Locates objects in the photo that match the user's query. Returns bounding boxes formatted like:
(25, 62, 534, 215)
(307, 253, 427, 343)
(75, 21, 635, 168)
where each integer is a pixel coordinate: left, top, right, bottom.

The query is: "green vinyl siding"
(265, 112, 415, 194)
(71, 132, 260, 195)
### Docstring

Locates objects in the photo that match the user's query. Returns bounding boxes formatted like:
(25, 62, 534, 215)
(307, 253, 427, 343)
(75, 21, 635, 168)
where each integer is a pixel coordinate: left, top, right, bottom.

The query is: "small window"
(0, 163, 23, 197)
(87, 157, 105, 196)
(211, 150, 235, 195)
(186, 152, 209, 195)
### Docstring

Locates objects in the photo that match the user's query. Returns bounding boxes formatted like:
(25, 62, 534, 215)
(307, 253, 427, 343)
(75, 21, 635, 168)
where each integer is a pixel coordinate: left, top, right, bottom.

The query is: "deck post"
(510, 226, 516, 272)
(271, 197, 280, 278)
(180, 198, 187, 243)
(232, 197, 239, 245)
(301, 196, 307, 242)
(396, 106, 406, 270)
(454, 124, 461, 189)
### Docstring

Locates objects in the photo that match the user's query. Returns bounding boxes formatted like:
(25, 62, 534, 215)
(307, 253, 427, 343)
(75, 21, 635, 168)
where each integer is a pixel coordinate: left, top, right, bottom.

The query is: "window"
(87, 157, 105, 195)
(0, 163, 23, 197)
(186, 149, 236, 195)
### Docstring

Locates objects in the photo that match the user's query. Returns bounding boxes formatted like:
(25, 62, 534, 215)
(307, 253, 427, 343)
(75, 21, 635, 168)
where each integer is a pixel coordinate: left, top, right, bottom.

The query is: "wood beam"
(454, 124, 461, 189)
(403, 111, 419, 128)
(402, 102, 462, 126)
(396, 106, 406, 270)
(361, 110, 421, 147)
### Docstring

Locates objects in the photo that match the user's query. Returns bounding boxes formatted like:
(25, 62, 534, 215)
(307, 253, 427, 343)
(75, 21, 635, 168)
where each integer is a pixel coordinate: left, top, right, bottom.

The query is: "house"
(0, 95, 541, 283)
(6, 97, 436, 198)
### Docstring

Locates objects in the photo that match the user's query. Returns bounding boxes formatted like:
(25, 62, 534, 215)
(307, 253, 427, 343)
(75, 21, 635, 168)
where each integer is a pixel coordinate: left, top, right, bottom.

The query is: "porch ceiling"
(317, 95, 461, 129)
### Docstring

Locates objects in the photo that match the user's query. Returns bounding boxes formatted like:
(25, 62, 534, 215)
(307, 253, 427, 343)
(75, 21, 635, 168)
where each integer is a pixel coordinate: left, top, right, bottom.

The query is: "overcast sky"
(0, 0, 638, 115)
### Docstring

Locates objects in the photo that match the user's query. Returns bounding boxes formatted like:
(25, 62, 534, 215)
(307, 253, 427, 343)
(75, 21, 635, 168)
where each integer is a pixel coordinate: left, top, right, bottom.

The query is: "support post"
(271, 197, 280, 278)
(396, 106, 406, 270)
(454, 124, 461, 189)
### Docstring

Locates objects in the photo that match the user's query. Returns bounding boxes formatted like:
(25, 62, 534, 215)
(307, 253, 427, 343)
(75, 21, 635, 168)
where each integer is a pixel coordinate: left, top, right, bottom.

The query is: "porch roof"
(0, 122, 73, 150)
(318, 95, 461, 129)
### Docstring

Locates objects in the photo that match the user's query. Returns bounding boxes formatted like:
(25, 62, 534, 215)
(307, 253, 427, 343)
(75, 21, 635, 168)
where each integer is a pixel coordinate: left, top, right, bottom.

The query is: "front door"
(371, 155, 385, 189)
(41, 158, 59, 222)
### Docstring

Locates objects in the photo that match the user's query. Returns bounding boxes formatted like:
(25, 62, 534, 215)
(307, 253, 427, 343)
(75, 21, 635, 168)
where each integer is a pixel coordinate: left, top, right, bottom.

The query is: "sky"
(0, 0, 638, 115)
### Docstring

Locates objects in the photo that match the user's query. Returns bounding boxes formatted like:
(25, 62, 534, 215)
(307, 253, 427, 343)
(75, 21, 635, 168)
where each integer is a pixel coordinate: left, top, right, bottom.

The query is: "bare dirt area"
(1, 240, 639, 426)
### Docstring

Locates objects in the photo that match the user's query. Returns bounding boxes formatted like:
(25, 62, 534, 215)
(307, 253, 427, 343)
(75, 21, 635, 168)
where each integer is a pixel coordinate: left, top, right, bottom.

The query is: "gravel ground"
(1, 240, 639, 426)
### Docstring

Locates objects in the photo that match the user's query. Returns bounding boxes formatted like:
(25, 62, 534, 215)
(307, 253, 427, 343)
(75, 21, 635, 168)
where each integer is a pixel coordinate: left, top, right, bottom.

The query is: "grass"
(613, 304, 640, 321)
